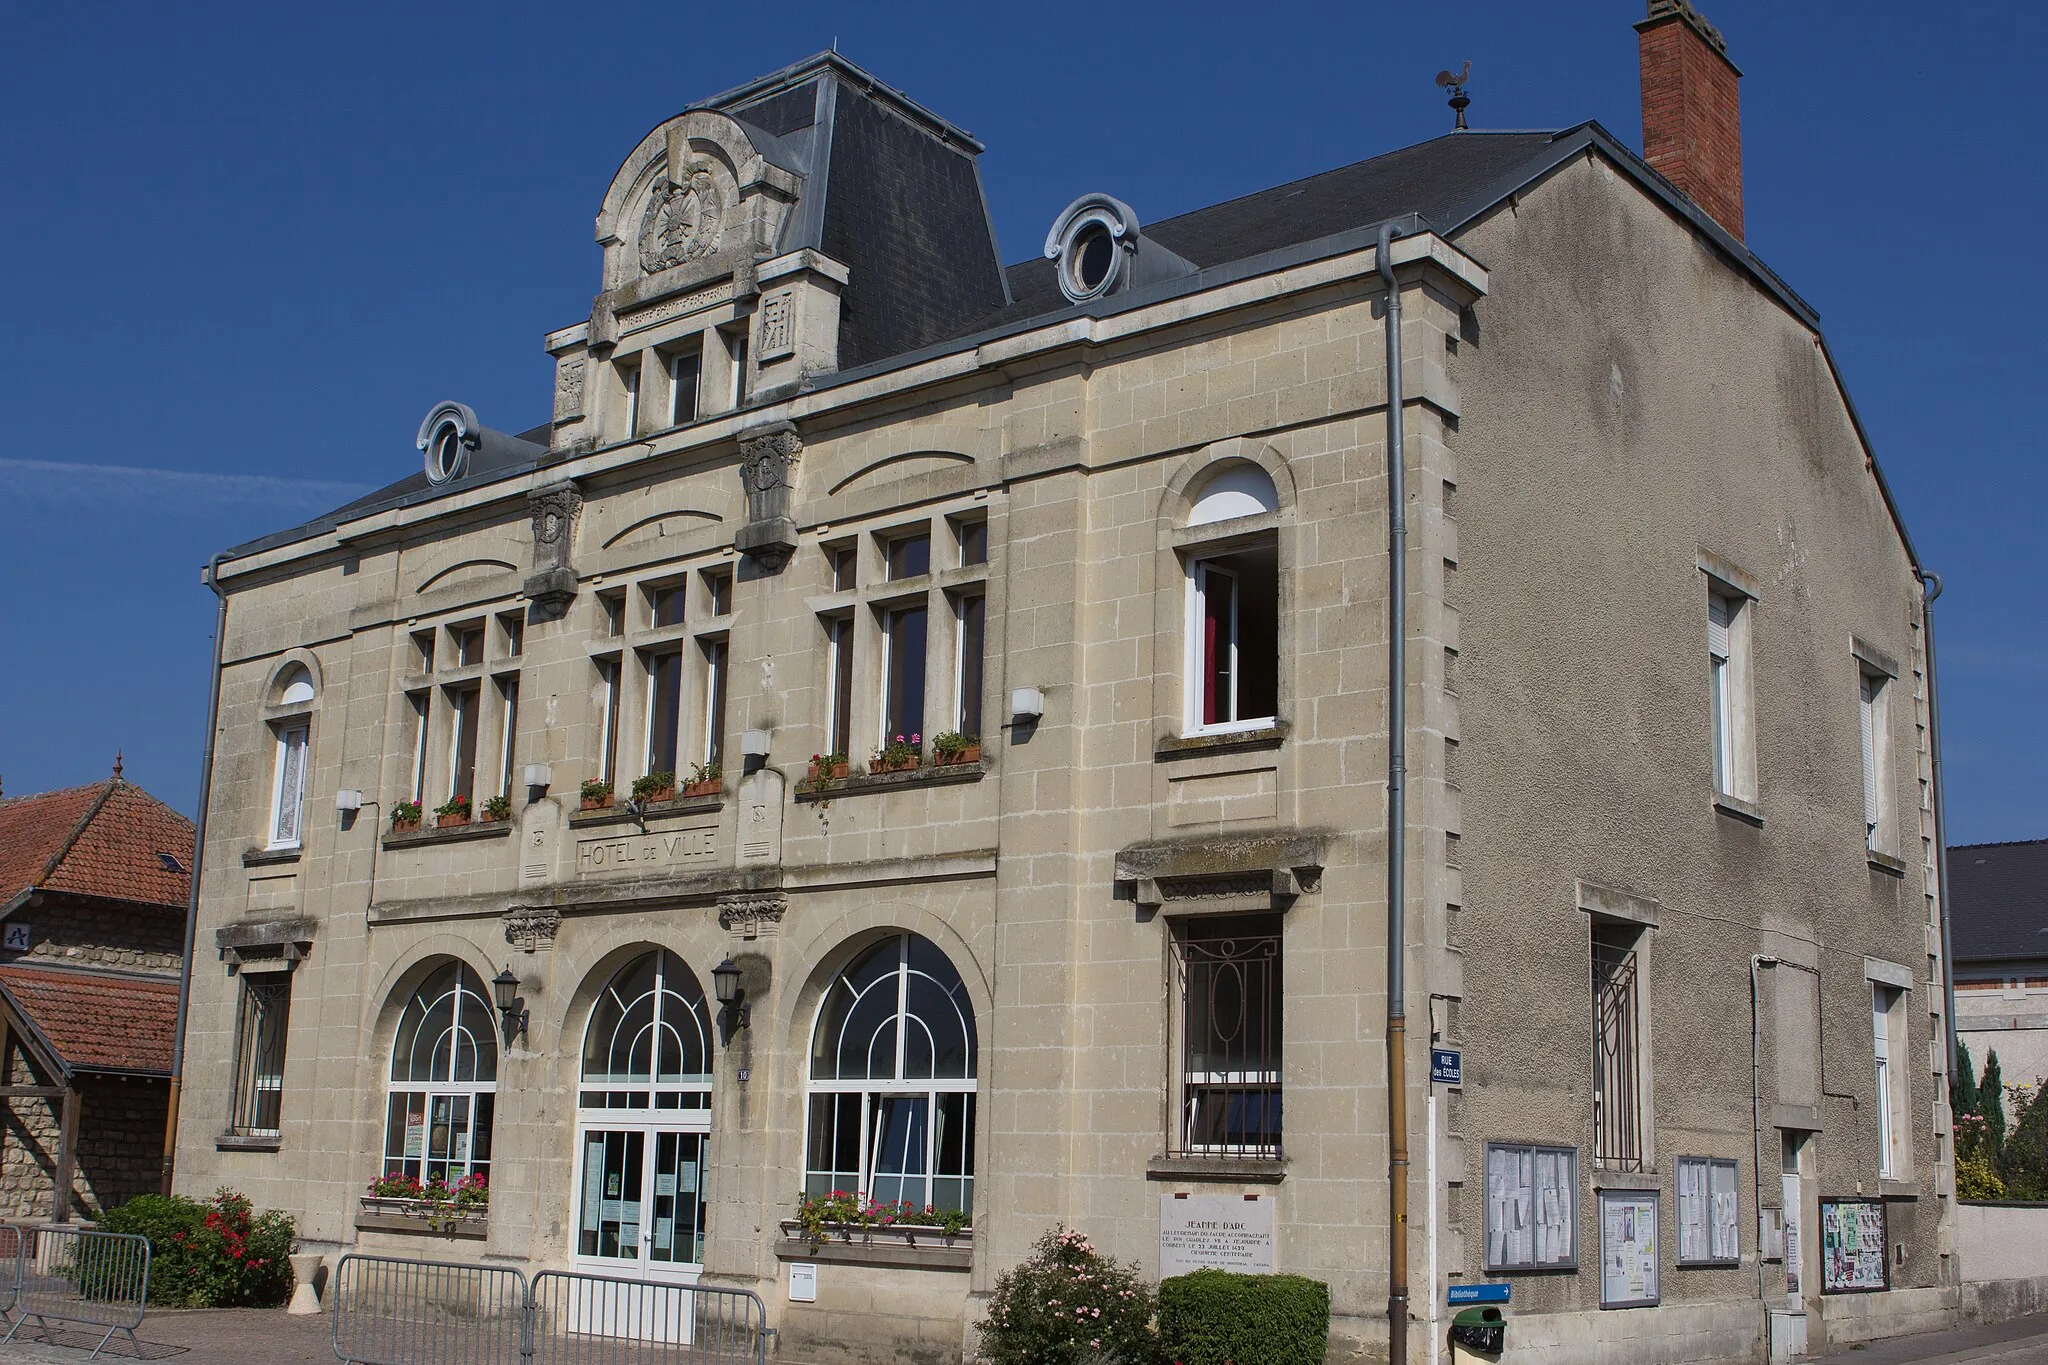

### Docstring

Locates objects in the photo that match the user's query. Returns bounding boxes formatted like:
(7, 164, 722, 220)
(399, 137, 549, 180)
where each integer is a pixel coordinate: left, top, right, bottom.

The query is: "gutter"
(1918, 572, 1960, 1104)
(162, 552, 229, 1194)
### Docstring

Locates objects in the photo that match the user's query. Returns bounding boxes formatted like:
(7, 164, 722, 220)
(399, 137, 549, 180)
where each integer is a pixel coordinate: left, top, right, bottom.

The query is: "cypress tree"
(1954, 1043, 1980, 1117)
(1982, 1049, 2008, 1157)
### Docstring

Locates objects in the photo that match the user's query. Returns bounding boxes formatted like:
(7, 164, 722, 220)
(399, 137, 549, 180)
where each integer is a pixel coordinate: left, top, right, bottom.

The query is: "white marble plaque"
(1159, 1194, 1276, 1276)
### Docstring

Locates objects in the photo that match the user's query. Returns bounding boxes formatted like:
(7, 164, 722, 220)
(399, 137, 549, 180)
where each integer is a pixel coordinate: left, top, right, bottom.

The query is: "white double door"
(569, 1116, 709, 1342)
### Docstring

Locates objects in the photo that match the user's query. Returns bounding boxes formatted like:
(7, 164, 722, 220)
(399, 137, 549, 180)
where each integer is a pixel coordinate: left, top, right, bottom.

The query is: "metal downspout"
(1918, 572, 1960, 1098)
(163, 553, 229, 1194)
(1378, 221, 1411, 1364)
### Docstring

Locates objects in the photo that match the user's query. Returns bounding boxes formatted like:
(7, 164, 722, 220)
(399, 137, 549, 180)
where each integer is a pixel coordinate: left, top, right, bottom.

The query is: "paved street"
(0, 1309, 2042, 1364)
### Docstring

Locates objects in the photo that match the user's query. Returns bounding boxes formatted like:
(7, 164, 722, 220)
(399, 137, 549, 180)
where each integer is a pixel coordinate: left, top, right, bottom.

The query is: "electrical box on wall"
(1761, 1207, 1785, 1261)
(788, 1262, 817, 1303)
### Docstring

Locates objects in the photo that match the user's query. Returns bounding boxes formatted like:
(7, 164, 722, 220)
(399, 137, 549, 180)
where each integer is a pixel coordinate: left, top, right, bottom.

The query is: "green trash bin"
(1449, 1304, 1505, 1358)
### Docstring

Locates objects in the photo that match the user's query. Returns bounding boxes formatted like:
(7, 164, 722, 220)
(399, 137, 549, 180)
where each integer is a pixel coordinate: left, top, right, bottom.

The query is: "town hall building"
(176, 6, 1965, 1360)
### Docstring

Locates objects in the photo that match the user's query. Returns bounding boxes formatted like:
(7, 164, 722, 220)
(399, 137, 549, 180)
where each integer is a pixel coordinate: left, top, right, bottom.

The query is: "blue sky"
(2, 2, 2041, 843)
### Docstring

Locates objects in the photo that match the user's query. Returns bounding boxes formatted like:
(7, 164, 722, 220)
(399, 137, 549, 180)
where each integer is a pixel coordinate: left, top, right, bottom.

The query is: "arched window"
(578, 949, 713, 1110)
(384, 961, 497, 1187)
(266, 666, 314, 850)
(806, 934, 977, 1213)
(1182, 462, 1281, 735)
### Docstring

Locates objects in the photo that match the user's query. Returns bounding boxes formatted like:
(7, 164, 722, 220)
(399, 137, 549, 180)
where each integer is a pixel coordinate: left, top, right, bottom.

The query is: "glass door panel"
(647, 1132, 707, 1267)
(578, 1130, 646, 1260)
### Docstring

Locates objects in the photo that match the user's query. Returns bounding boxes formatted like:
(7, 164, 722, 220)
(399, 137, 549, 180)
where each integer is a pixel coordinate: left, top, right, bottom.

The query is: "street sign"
(1430, 1047, 1462, 1085)
(1447, 1283, 1510, 1305)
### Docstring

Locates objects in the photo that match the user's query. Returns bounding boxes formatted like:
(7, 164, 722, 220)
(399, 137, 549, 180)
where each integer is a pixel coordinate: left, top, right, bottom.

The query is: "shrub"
(1157, 1270, 1331, 1365)
(100, 1189, 296, 1308)
(1956, 1153, 2007, 1200)
(979, 1227, 1154, 1365)
(631, 771, 676, 800)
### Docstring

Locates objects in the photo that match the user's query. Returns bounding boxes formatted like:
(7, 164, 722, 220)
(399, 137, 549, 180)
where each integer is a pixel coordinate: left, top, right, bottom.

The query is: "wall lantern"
(712, 957, 749, 1030)
(492, 965, 528, 1043)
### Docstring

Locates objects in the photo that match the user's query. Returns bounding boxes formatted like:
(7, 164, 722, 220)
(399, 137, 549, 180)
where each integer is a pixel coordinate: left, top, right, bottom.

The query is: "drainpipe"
(1377, 220, 1411, 1365)
(1918, 572, 1960, 1098)
(163, 553, 230, 1194)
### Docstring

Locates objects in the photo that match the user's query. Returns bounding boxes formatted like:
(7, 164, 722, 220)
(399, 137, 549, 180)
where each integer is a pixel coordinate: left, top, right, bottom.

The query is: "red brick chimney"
(1636, 0, 1743, 239)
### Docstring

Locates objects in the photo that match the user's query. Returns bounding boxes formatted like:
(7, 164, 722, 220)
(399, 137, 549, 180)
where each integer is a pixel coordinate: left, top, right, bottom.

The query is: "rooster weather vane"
(1436, 61, 1472, 131)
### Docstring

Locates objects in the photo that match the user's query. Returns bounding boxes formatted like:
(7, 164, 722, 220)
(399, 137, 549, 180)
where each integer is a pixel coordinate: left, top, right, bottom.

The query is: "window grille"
(228, 977, 291, 1136)
(1592, 926, 1644, 1170)
(1171, 914, 1282, 1159)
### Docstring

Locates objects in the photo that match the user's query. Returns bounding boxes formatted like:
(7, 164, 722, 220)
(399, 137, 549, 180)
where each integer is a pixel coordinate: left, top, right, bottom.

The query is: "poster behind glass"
(1820, 1199, 1887, 1293)
(1599, 1190, 1660, 1308)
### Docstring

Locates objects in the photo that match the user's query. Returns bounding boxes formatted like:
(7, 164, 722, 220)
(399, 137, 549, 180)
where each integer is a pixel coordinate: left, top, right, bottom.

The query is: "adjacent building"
(175, 6, 1961, 1361)
(1949, 841, 2048, 1087)
(0, 765, 190, 1221)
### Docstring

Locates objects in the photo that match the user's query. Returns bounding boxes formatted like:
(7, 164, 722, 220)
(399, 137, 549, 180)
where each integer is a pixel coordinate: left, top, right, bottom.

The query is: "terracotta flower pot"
(436, 812, 470, 829)
(938, 745, 982, 766)
(638, 786, 676, 805)
(683, 779, 722, 798)
(391, 819, 421, 836)
(581, 796, 612, 811)
(480, 809, 509, 824)
(831, 762, 851, 779)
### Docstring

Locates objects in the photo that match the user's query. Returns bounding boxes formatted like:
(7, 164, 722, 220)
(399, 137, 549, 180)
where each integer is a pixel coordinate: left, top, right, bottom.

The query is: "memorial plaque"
(1159, 1194, 1276, 1276)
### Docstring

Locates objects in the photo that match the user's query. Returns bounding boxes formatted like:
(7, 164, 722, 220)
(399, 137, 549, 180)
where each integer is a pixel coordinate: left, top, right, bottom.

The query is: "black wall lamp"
(492, 965, 528, 1043)
(712, 957, 749, 1031)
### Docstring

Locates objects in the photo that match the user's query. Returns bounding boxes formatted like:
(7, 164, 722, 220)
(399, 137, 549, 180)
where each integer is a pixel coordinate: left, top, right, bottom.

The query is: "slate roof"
(0, 964, 178, 1075)
(1949, 840, 2048, 964)
(0, 778, 194, 912)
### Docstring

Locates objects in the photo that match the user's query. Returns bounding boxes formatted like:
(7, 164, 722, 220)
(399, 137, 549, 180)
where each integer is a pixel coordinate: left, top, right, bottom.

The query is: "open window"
(1181, 462, 1280, 736)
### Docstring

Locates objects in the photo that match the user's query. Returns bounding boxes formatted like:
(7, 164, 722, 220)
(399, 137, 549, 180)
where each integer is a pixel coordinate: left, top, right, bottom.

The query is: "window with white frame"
(384, 961, 497, 1186)
(953, 591, 985, 737)
(406, 691, 431, 803)
(1872, 983, 1908, 1178)
(579, 949, 713, 1112)
(806, 934, 977, 1213)
(1707, 585, 1755, 800)
(701, 637, 730, 773)
(1676, 1155, 1739, 1265)
(882, 602, 929, 744)
(668, 345, 702, 427)
(495, 675, 519, 798)
(1485, 1143, 1579, 1270)
(446, 681, 481, 804)
(645, 646, 684, 779)
(267, 722, 310, 850)
(1859, 667, 1893, 853)
(227, 975, 291, 1137)
(1170, 913, 1283, 1158)
(1181, 463, 1280, 736)
(825, 615, 855, 759)
(596, 657, 622, 788)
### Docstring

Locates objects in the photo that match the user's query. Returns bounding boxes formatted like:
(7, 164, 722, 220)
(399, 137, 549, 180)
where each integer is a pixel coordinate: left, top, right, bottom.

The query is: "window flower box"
(778, 1219, 972, 1251)
(435, 812, 471, 829)
(580, 779, 614, 810)
(631, 772, 676, 804)
(681, 779, 723, 799)
(932, 744, 981, 767)
(357, 1195, 488, 1237)
(390, 818, 421, 836)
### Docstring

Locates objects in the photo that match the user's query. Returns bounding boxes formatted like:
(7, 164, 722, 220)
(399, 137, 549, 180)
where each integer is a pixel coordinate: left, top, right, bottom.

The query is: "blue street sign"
(1447, 1283, 1510, 1305)
(1430, 1047, 1463, 1085)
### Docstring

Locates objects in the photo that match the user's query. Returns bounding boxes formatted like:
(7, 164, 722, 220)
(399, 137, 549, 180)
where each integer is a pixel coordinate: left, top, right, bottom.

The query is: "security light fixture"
(492, 965, 528, 1042)
(522, 763, 552, 790)
(1010, 687, 1046, 723)
(335, 789, 364, 813)
(712, 956, 749, 1029)
(740, 729, 772, 758)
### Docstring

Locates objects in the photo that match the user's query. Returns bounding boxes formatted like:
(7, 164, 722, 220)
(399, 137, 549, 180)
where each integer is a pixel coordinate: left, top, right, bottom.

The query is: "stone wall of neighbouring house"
(0, 1039, 169, 1220)
(2, 900, 184, 976)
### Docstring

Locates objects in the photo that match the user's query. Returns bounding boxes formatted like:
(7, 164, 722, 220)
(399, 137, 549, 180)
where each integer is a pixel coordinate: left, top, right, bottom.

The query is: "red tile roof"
(0, 779, 193, 911)
(0, 964, 178, 1075)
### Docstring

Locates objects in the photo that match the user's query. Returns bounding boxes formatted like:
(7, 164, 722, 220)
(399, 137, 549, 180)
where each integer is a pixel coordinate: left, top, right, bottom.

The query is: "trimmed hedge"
(1157, 1270, 1331, 1365)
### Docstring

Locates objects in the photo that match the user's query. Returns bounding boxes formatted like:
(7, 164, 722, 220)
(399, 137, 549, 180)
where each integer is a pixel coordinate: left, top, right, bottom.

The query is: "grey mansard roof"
(1950, 841, 2048, 965)
(221, 105, 1846, 564)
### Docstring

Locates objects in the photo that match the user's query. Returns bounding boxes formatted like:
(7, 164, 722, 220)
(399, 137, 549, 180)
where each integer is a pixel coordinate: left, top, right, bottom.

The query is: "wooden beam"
(50, 1084, 79, 1223)
(0, 1085, 65, 1099)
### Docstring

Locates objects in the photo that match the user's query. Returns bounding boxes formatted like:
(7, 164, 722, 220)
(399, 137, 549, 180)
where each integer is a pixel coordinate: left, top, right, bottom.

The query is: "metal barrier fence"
(529, 1270, 767, 1365)
(0, 1224, 26, 1321)
(331, 1256, 768, 1365)
(0, 1225, 151, 1361)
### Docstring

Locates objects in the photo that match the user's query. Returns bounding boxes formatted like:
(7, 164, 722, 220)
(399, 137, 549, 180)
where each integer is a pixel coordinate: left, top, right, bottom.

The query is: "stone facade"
(174, 50, 1953, 1365)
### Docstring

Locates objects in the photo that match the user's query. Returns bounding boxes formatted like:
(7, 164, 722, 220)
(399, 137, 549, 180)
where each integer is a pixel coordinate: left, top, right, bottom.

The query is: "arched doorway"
(571, 948, 714, 1288)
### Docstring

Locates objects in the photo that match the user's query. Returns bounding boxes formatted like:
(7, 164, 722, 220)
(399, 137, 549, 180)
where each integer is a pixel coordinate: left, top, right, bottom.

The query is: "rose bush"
(978, 1226, 1155, 1365)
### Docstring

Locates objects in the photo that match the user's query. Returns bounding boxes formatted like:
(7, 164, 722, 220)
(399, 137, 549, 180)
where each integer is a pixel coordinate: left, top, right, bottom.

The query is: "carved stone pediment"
(524, 481, 583, 617)
(734, 423, 802, 570)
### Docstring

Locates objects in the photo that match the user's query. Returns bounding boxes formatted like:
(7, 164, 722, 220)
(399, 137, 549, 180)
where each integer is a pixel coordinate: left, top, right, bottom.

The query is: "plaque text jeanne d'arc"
(576, 826, 717, 876)
(1158, 1193, 1277, 1276)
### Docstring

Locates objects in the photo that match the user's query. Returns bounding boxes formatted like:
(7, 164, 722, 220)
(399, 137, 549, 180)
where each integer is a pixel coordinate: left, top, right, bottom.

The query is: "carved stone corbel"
(717, 891, 788, 940)
(524, 481, 583, 617)
(734, 423, 801, 570)
(503, 905, 562, 953)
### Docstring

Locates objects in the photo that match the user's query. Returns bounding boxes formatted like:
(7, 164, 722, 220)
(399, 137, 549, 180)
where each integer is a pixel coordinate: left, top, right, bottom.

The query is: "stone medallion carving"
(734, 423, 802, 570)
(638, 167, 725, 275)
(503, 905, 561, 953)
(717, 891, 788, 940)
(524, 480, 584, 616)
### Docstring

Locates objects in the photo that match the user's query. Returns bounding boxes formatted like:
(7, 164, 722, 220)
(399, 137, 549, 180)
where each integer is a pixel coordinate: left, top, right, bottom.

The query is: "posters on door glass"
(1599, 1190, 1660, 1308)
(1820, 1199, 1887, 1293)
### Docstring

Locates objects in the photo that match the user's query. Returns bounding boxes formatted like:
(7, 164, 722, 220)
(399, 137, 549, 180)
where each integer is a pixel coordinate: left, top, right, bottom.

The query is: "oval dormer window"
(1044, 194, 1142, 304)
(1188, 462, 1279, 526)
(1068, 222, 1116, 296)
(428, 422, 467, 483)
(416, 401, 482, 485)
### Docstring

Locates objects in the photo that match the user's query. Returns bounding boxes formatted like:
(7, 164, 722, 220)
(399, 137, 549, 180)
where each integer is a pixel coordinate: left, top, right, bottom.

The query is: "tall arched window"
(384, 961, 497, 1186)
(1182, 462, 1281, 736)
(266, 664, 314, 850)
(806, 934, 977, 1213)
(574, 951, 714, 1270)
